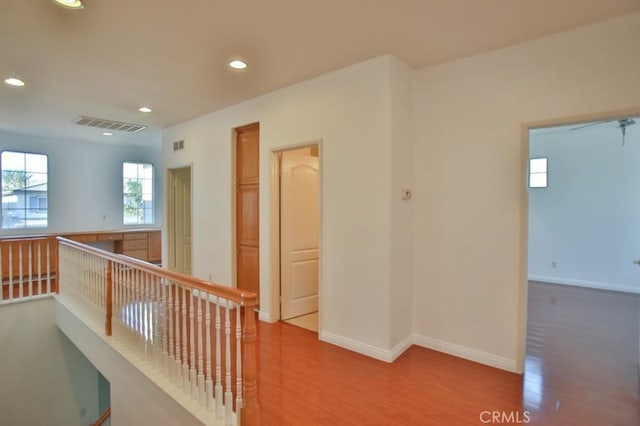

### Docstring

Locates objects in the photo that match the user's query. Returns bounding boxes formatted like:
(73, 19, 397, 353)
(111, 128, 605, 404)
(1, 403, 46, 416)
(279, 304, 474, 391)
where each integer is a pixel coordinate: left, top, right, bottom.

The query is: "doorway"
(521, 113, 640, 416)
(273, 144, 320, 332)
(167, 166, 192, 275)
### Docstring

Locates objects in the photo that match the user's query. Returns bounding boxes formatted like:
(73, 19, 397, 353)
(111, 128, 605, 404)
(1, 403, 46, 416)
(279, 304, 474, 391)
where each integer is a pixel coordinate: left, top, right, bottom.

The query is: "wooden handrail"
(91, 407, 111, 426)
(57, 236, 260, 425)
(57, 237, 258, 307)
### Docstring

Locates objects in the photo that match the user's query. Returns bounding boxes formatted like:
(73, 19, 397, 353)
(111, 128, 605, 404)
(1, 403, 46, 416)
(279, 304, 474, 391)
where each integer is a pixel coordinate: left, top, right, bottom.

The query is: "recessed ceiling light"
(102, 132, 113, 136)
(4, 77, 25, 87)
(52, 0, 84, 9)
(229, 60, 247, 70)
(138, 106, 152, 113)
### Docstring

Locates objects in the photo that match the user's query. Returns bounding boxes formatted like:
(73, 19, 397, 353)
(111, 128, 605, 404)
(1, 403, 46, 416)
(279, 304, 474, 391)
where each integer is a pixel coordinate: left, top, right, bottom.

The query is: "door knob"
(634, 259, 640, 266)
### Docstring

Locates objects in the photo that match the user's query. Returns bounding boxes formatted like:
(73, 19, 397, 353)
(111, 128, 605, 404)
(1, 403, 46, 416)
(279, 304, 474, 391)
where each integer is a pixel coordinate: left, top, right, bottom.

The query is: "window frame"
(529, 157, 548, 188)
(122, 161, 154, 225)
(1, 150, 49, 230)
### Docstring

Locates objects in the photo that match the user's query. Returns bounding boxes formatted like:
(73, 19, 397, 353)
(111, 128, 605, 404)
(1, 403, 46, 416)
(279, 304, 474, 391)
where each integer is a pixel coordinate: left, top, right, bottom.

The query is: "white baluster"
(46, 242, 51, 295)
(197, 293, 205, 406)
(154, 275, 162, 370)
(224, 299, 233, 426)
(205, 295, 214, 412)
(182, 286, 189, 393)
(174, 283, 182, 384)
(162, 279, 169, 376)
(190, 290, 197, 399)
(168, 281, 175, 382)
(215, 296, 223, 418)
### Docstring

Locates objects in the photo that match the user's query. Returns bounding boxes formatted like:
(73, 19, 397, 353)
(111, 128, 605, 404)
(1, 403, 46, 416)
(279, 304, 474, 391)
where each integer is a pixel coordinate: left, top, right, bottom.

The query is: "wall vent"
(173, 140, 185, 151)
(73, 116, 146, 133)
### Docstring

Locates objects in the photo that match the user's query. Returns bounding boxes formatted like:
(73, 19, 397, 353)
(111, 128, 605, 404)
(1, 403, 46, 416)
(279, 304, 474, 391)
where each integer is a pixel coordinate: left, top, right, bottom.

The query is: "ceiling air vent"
(173, 140, 184, 151)
(73, 116, 146, 133)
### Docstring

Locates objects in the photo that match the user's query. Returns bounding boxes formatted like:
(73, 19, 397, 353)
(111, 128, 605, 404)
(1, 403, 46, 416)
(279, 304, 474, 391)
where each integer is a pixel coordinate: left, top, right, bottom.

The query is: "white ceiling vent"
(73, 116, 146, 133)
(173, 140, 184, 151)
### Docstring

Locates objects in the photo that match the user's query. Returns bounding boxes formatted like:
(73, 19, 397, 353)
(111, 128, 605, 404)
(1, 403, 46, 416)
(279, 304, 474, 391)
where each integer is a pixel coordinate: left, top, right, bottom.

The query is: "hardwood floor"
(254, 282, 639, 425)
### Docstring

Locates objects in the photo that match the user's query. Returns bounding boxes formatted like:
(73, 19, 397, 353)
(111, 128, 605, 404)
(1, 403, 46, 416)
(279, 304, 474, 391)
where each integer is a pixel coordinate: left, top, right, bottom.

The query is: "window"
(529, 158, 548, 188)
(1, 151, 48, 229)
(123, 162, 153, 224)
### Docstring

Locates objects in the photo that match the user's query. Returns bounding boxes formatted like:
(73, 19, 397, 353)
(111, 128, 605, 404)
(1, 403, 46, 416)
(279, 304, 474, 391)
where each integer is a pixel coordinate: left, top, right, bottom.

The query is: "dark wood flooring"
(254, 282, 639, 425)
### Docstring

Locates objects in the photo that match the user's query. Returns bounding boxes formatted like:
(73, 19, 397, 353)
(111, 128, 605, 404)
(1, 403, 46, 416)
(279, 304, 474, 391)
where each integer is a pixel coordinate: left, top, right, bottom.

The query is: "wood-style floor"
(255, 282, 639, 425)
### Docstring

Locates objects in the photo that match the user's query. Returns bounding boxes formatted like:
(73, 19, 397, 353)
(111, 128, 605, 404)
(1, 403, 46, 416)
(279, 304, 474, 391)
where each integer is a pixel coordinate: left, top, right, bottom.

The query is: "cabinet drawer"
(123, 249, 148, 260)
(123, 239, 147, 250)
(124, 233, 148, 240)
(97, 233, 123, 241)
(69, 234, 97, 243)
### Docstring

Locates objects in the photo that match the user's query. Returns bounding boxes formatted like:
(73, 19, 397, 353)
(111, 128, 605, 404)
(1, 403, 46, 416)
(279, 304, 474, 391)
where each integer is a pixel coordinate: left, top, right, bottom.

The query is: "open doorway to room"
(271, 143, 321, 333)
(523, 114, 640, 422)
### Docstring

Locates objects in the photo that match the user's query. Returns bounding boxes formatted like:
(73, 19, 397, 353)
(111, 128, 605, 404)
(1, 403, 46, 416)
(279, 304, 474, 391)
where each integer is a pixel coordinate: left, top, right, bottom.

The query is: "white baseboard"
(528, 274, 640, 294)
(258, 310, 275, 323)
(412, 334, 518, 373)
(390, 335, 414, 362)
(319, 331, 401, 363)
(317, 331, 517, 372)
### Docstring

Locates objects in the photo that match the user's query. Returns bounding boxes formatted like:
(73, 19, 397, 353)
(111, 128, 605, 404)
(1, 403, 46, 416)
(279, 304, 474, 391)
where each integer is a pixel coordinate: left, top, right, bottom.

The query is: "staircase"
(0, 236, 260, 426)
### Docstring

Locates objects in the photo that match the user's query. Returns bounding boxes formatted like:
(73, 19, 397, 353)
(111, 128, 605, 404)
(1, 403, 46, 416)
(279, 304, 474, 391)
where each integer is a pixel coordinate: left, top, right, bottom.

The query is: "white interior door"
(280, 153, 319, 320)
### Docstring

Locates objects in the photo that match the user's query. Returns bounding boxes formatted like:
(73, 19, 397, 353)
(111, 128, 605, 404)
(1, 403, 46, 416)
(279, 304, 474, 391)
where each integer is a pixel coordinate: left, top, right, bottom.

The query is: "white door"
(280, 153, 319, 320)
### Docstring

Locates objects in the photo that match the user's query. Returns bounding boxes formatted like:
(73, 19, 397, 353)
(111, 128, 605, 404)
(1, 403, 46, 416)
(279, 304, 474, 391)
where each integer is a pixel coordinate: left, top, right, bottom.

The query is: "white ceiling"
(1, 0, 639, 146)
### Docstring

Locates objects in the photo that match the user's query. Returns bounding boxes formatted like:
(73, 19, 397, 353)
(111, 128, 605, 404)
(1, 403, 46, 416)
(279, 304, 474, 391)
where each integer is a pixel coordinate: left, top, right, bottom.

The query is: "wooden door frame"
(166, 164, 193, 273)
(269, 140, 323, 325)
(518, 107, 640, 374)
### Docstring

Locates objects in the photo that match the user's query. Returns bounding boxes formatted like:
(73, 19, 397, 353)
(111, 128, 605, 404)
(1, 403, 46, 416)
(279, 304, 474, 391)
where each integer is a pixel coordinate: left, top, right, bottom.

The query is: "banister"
(56, 236, 260, 425)
(57, 237, 258, 308)
(91, 407, 111, 426)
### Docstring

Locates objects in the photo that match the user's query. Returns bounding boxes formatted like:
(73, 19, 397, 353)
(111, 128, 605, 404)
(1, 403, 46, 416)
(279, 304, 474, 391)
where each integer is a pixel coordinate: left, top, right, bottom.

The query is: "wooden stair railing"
(56, 237, 260, 426)
(0, 236, 58, 303)
(91, 407, 111, 426)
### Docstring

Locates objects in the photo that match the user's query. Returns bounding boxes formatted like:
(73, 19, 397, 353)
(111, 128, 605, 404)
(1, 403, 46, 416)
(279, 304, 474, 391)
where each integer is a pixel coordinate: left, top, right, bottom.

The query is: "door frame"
(166, 164, 193, 274)
(517, 107, 640, 373)
(269, 140, 323, 325)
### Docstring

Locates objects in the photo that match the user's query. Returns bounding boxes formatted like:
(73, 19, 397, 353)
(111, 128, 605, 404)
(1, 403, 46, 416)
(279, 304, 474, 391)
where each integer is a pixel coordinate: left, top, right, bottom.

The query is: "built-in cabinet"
(64, 230, 161, 263)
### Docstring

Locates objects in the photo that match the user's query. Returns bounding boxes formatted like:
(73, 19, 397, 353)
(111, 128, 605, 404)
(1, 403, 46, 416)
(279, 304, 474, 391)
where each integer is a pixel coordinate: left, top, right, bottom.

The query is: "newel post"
(241, 295, 260, 426)
(105, 260, 113, 336)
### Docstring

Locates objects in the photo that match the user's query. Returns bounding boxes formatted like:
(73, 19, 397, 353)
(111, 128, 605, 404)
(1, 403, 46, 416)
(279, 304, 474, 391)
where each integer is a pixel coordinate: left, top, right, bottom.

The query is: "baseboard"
(258, 310, 275, 323)
(413, 334, 517, 373)
(319, 331, 400, 363)
(528, 274, 640, 294)
(390, 335, 414, 362)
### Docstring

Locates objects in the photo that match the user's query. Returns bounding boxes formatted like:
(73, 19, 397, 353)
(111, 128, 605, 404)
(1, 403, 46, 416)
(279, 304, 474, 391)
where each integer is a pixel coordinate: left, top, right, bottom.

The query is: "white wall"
(0, 131, 162, 236)
(412, 11, 640, 372)
(163, 55, 415, 359)
(389, 58, 415, 352)
(528, 123, 640, 293)
(0, 298, 100, 425)
(55, 299, 206, 426)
